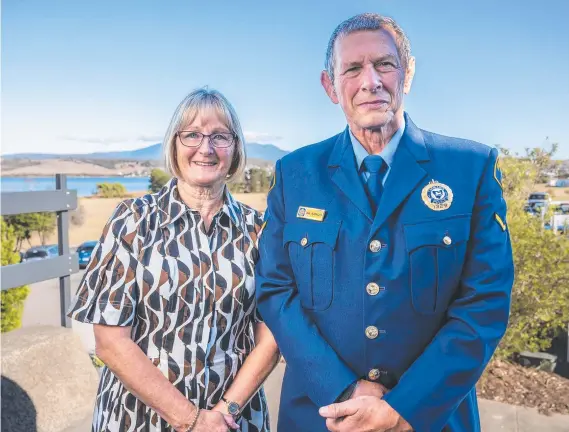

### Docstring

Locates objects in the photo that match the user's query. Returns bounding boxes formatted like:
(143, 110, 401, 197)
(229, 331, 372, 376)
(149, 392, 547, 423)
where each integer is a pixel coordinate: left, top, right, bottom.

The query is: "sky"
(2, 0, 569, 158)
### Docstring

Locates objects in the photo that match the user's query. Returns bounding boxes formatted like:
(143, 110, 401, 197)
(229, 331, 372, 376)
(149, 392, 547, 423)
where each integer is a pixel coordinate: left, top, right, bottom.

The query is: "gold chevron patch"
(494, 213, 506, 231)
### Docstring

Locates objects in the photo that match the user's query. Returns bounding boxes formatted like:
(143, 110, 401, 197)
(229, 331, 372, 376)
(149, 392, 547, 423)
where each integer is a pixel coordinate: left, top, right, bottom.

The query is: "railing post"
(56, 174, 72, 328)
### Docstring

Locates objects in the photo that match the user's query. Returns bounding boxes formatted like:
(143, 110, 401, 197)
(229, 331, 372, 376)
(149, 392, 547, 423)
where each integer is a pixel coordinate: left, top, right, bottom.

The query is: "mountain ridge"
(2, 142, 289, 162)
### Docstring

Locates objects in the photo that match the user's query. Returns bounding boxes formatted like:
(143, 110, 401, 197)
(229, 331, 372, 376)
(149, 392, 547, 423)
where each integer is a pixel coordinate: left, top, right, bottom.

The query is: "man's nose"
(361, 65, 382, 93)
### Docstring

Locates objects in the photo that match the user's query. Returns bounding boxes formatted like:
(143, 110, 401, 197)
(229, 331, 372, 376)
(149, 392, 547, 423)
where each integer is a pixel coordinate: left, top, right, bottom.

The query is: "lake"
(0, 176, 150, 197)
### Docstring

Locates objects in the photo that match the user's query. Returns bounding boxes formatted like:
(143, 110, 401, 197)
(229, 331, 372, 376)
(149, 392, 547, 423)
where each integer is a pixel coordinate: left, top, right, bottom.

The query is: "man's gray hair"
(325, 13, 412, 83)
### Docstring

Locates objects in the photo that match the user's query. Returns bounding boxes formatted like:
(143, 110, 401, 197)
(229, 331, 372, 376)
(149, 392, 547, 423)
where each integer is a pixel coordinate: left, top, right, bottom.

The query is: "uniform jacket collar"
(327, 112, 430, 224)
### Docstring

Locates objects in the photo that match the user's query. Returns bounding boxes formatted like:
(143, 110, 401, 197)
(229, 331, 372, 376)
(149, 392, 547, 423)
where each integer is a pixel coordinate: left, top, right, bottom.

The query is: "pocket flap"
(283, 221, 341, 248)
(404, 215, 471, 252)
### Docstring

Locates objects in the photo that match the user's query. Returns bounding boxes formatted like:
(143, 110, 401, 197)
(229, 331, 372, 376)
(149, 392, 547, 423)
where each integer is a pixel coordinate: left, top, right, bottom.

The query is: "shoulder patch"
(494, 212, 506, 231)
(493, 156, 503, 190)
(259, 209, 270, 234)
(268, 172, 276, 193)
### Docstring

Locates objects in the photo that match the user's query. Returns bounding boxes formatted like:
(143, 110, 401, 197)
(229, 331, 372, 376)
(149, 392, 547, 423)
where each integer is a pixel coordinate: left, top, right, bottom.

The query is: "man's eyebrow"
(341, 60, 363, 71)
(373, 54, 400, 64)
(341, 54, 401, 71)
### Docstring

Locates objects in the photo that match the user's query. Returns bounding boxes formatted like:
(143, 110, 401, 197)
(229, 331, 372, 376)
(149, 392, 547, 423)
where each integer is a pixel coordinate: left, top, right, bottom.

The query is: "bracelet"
(186, 407, 200, 432)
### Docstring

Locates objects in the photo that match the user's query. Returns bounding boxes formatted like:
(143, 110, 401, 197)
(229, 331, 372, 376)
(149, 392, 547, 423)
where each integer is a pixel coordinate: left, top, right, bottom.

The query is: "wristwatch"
(336, 380, 358, 402)
(221, 396, 241, 417)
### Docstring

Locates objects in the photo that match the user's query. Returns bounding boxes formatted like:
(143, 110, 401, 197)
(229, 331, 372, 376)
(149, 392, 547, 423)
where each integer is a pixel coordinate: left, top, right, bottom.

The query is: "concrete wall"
(1, 326, 99, 432)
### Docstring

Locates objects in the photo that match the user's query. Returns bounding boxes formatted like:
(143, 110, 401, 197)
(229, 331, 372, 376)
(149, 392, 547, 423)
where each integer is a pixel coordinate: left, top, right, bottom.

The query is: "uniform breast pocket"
(283, 221, 341, 311)
(403, 215, 471, 314)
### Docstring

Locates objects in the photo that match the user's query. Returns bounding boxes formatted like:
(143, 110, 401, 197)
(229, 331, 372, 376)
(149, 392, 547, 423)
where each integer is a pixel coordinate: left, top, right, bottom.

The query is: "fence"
(0, 174, 78, 327)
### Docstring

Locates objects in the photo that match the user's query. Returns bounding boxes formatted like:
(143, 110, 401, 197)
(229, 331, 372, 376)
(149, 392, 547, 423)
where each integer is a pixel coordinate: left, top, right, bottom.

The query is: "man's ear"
(403, 56, 415, 94)
(321, 70, 339, 104)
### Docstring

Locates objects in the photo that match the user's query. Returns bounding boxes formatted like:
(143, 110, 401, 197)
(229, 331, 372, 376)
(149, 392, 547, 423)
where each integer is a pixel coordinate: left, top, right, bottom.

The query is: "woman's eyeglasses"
(177, 131, 235, 148)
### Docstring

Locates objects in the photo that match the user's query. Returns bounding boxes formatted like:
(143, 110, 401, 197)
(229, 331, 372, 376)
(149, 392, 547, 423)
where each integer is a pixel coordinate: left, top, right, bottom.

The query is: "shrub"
(70, 204, 86, 227)
(90, 353, 105, 368)
(494, 146, 569, 358)
(149, 169, 171, 193)
(1, 220, 30, 332)
(96, 183, 127, 198)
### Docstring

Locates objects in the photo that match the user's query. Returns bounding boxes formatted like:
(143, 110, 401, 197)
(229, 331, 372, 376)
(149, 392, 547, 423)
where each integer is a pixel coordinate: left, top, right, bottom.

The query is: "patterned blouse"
(68, 178, 270, 432)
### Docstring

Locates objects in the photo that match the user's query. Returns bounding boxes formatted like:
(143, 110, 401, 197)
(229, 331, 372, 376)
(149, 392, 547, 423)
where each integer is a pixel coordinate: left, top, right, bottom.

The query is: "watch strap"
(336, 380, 358, 403)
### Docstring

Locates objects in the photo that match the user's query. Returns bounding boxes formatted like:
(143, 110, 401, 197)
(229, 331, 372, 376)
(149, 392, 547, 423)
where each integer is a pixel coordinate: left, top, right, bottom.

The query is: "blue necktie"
(363, 155, 387, 215)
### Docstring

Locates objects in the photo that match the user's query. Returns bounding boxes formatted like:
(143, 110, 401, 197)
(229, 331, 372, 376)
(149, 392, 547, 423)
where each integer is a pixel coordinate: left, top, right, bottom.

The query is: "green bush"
(96, 182, 128, 198)
(1, 220, 30, 333)
(90, 353, 105, 368)
(494, 146, 569, 358)
(149, 169, 171, 193)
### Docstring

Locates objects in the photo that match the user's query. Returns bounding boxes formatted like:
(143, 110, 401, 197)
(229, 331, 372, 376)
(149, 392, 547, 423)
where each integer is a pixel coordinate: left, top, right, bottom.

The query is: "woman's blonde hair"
(163, 87, 247, 182)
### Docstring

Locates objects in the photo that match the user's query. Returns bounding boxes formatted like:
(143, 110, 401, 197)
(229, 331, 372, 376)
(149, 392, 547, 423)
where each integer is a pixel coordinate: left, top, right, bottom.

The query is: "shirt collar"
(349, 116, 406, 172)
(157, 177, 244, 231)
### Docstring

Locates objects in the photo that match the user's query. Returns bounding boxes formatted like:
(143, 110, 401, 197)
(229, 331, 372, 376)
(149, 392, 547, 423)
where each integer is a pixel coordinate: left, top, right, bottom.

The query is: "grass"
(533, 184, 569, 200)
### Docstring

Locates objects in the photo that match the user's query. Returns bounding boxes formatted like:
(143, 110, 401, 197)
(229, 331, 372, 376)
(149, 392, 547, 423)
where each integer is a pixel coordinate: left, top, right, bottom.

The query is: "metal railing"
(1, 174, 78, 327)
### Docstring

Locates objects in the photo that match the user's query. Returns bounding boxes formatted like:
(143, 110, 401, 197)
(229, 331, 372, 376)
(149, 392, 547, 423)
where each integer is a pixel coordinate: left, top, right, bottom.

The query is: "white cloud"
(59, 134, 163, 146)
(244, 131, 282, 144)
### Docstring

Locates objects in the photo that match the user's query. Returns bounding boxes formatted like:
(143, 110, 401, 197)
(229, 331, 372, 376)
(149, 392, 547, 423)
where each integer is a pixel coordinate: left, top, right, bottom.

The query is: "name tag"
(297, 206, 326, 222)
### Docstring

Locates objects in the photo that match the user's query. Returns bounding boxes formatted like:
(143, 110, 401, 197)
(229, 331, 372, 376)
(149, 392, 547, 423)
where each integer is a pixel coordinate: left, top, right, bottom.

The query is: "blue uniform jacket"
(255, 114, 514, 432)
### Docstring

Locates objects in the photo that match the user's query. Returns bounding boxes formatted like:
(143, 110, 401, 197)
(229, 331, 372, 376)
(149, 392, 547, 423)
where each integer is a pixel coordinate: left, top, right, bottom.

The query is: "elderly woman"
(68, 88, 280, 432)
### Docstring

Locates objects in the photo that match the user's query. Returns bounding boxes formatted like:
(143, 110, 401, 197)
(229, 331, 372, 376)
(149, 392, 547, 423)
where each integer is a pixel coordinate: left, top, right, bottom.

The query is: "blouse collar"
(157, 177, 244, 232)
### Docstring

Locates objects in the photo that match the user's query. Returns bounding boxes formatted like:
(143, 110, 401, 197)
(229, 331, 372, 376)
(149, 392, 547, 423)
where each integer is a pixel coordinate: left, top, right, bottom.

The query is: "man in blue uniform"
(255, 13, 514, 432)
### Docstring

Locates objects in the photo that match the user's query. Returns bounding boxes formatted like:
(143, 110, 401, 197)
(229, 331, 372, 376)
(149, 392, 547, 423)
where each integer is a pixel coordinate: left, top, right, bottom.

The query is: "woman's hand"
(193, 409, 238, 432)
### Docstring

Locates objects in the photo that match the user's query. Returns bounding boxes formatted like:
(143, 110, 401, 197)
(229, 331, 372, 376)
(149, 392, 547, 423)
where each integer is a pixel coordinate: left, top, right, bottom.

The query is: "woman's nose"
(198, 137, 215, 155)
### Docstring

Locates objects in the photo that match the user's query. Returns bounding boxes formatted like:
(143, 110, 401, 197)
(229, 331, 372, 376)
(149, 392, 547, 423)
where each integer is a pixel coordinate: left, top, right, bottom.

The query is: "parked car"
(524, 202, 546, 217)
(22, 244, 59, 262)
(76, 240, 97, 269)
(527, 192, 552, 210)
(552, 202, 569, 215)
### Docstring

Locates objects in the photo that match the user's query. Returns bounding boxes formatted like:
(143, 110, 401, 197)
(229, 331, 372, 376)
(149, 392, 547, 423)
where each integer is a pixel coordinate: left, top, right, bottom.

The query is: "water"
(0, 176, 150, 197)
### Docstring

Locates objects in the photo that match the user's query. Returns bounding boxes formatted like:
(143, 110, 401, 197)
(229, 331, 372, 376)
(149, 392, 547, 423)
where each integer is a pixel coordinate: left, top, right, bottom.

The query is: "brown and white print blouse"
(68, 178, 270, 432)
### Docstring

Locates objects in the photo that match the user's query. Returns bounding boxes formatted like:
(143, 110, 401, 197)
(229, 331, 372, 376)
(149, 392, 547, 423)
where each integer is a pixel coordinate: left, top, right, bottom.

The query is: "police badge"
(421, 180, 453, 211)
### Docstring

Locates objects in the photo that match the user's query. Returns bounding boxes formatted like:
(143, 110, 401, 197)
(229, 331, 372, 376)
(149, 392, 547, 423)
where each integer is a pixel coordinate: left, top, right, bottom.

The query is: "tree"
(149, 169, 171, 193)
(1, 220, 30, 332)
(494, 146, 569, 358)
(32, 212, 57, 245)
(3, 212, 56, 249)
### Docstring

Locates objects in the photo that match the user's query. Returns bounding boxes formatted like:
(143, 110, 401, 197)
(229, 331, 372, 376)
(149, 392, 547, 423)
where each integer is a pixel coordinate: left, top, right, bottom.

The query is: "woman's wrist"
(213, 401, 230, 415)
(172, 403, 199, 431)
(185, 407, 200, 432)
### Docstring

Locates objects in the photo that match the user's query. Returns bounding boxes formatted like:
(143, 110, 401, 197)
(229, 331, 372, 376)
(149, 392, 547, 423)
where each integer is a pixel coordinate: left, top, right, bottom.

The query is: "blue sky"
(2, 0, 568, 158)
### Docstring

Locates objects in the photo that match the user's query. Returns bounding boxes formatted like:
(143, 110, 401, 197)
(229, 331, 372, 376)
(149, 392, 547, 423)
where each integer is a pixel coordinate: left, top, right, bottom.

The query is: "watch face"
(228, 401, 240, 416)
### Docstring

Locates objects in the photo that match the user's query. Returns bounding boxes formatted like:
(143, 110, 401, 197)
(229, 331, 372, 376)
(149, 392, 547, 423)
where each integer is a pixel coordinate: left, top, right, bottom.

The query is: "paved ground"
(22, 268, 96, 354)
(21, 275, 569, 431)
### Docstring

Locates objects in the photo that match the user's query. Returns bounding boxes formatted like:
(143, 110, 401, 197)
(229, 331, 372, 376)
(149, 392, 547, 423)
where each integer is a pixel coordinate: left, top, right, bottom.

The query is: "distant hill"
(2, 142, 289, 162)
